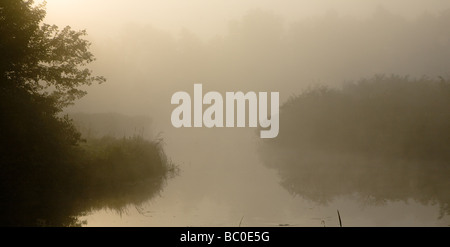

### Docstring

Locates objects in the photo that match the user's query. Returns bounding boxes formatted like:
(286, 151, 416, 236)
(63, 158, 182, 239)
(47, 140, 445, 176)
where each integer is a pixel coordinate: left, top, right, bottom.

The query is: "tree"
(0, 1, 175, 227)
(0, 0, 105, 108)
(0, 0, 104, 226)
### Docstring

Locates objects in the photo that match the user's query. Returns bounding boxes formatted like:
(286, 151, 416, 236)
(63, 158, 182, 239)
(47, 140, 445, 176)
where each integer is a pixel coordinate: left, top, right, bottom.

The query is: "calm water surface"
(81, 129, 450, 226)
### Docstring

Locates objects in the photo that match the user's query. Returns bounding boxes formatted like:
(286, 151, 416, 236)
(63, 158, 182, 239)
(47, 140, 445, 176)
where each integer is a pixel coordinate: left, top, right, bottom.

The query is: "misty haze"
(1, 0, 450, 226)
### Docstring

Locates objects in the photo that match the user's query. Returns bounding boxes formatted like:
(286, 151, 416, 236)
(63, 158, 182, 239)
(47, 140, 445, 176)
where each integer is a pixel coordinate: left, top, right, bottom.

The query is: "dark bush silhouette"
(268, 75, 450, 161)
(260, 75, 450, 217)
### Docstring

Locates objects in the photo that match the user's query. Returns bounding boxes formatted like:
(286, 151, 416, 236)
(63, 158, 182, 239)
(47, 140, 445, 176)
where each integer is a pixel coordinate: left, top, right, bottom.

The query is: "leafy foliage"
(0, 1, 174, 226)
(0, 0, 105, 108)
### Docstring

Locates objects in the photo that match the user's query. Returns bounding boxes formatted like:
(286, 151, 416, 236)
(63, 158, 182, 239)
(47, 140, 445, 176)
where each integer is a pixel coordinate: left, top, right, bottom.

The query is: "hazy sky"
(44, 0, 450, 39)
(41, 0, 450, 123)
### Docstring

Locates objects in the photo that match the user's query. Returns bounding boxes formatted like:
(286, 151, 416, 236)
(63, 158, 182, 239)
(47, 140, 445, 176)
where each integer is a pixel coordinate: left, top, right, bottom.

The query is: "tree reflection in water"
(259, 75, 450, 219)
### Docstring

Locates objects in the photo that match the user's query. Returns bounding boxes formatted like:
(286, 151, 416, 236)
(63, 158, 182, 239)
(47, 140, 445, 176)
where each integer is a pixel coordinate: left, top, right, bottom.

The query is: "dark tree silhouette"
(0, 1, 174, 226)
(0, 0, 105, 107)
(0, 0, 104, 226)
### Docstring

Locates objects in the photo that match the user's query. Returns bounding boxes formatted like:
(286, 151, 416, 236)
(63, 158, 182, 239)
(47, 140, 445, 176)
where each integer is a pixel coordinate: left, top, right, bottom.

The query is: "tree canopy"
(0, 0, 105, 108)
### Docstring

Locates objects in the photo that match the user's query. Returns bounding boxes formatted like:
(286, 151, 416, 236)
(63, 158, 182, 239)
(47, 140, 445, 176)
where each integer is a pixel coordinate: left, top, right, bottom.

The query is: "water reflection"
(259, 147, 450, 218)
(5, 172, 171, 227)
(81, 128, 450, 227)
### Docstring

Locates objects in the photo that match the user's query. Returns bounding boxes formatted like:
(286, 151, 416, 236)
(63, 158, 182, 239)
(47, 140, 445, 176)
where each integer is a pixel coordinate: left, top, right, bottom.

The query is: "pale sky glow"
(43, 0, 450, 39)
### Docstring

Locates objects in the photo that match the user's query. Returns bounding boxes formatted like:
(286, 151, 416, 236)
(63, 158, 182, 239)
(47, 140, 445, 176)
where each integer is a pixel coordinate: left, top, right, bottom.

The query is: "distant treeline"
(70, 113, 153, 139)
(93, 7, 450, 108)
(269, 75, 450, 161)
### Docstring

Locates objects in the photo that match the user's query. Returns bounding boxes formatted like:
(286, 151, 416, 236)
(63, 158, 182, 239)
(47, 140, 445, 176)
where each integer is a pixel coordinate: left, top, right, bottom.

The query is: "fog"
(45, 0, 450, 39)
(37, 1, 450, 226)
(44, 1, 450, 122)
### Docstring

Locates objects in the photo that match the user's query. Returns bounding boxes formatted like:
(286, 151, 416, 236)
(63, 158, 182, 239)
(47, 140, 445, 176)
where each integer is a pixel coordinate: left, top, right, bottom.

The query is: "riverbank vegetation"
(260, 75, 450, 217)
